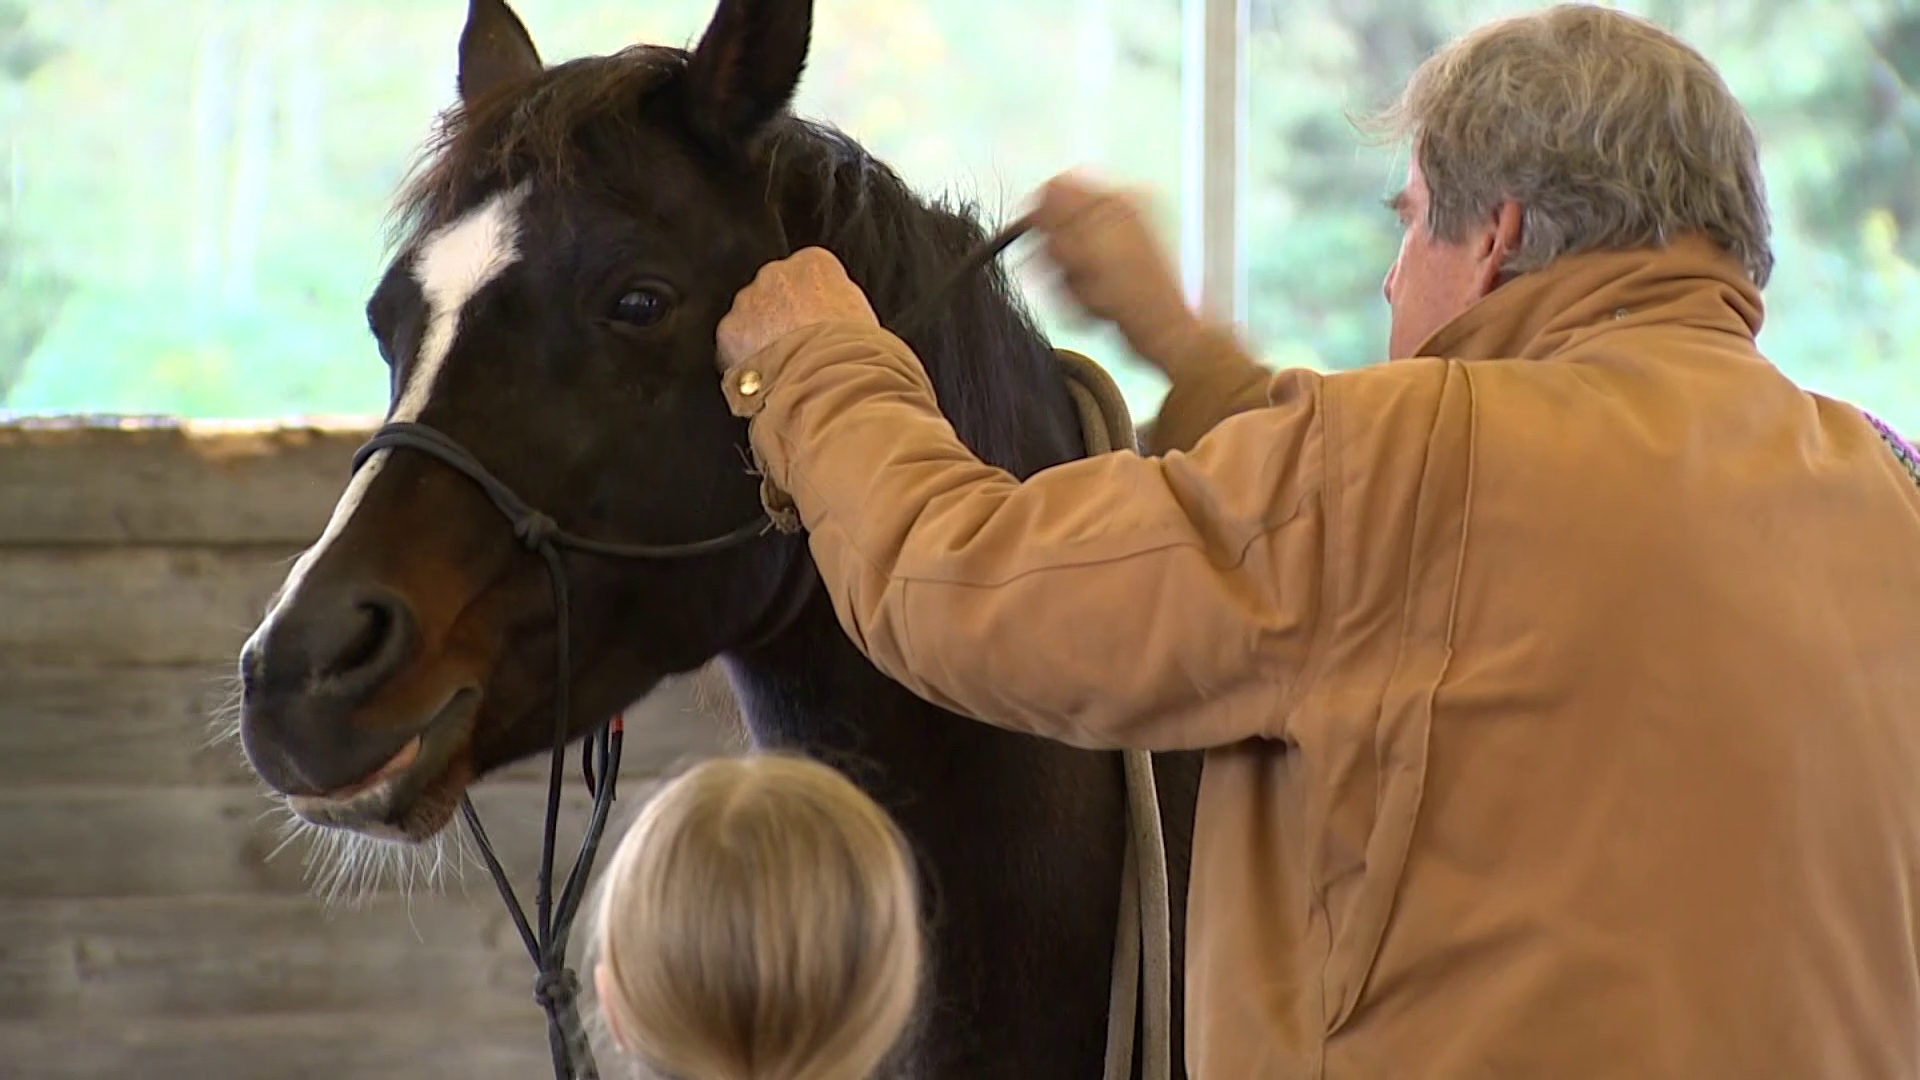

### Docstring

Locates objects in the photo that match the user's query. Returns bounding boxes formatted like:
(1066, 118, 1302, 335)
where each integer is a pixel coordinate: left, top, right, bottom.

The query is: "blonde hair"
(1359, 3, 1773, 286)
(587, 753, 923, 1080)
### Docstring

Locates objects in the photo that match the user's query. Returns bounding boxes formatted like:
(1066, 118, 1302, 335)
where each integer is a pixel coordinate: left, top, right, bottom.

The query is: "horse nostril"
(327, 600, 396, 678)
(308, 588, 416, 694)
(238, 585, 421, 797)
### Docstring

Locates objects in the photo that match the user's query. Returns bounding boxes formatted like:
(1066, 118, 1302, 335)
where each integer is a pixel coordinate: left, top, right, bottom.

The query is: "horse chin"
(284, 688, 481, 843)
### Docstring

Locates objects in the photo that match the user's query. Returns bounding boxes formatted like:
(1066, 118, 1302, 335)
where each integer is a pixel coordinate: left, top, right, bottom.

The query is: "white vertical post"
(1179, 0, 1248, 325)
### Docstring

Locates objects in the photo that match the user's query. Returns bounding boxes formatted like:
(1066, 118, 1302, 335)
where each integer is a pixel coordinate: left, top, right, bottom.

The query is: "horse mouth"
(285, 688, 481, 841)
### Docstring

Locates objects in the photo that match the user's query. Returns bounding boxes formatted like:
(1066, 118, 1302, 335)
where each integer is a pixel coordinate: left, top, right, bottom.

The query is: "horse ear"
(683, 0, 813, 147)
(458, 0, 543, 105)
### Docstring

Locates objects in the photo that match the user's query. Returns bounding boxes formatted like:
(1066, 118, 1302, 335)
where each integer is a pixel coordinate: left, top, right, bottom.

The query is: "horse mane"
(389, 46, 1078, 478)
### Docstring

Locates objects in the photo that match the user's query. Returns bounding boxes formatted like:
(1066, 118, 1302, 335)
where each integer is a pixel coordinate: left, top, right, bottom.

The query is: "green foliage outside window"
(1, 0, 1914, 431)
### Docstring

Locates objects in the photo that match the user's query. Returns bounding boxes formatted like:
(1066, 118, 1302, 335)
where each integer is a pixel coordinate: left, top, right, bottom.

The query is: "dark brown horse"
(235, 1, 1201, 1075)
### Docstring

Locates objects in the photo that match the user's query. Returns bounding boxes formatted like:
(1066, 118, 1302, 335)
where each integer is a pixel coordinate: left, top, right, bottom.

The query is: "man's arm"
(723, 320, 1329, 752)
(1014, 173, 1278, 454)
(1142, 322, 1277, 455)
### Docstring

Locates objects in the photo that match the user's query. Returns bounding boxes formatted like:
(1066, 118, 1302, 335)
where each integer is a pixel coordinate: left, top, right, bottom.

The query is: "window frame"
(1180, 0, 1248, 326)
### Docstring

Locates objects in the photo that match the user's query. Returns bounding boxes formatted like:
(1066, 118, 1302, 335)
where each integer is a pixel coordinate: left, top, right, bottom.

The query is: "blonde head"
(1360, 3, 1773, 286)
(587, 754, 923, 1080)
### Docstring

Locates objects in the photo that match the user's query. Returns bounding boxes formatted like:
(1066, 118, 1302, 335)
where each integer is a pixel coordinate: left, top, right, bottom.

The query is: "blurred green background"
(1, 0, 1914, 429)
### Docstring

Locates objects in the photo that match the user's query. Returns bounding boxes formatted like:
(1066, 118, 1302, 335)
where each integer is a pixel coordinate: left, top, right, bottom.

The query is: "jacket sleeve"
(1145, 323, 1277, 455)
(722, 321, 1329, 752)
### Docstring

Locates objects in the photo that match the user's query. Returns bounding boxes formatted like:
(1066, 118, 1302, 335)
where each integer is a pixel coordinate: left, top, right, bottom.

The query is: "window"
(0, 0, 1182, 418)
(1245, 0, 1920, 430)
(3, 0, 1915, 431)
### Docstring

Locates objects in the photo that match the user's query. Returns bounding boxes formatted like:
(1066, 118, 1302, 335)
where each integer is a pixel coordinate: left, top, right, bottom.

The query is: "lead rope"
(1058, 350, 1175, 1080)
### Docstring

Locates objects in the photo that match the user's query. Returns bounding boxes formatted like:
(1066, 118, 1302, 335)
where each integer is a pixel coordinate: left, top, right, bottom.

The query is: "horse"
(234, 0, 1202, 1076)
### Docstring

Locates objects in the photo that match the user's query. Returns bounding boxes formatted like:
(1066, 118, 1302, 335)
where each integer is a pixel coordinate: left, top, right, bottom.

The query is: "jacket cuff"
(720, 320, 888, 416)
(719, 318, 911, 532)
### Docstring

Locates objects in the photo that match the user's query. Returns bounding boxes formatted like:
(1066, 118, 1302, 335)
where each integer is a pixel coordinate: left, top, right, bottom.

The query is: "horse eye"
(611, 287, 672, 328)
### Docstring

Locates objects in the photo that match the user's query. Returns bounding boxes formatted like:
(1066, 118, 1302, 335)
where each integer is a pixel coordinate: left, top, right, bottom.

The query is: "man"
(715, 5, 1920, 1077)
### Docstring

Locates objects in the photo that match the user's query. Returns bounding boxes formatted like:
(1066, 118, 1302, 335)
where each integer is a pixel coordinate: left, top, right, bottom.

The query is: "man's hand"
(1030, 172, 1204, 374)
(716, 247, 880, 372)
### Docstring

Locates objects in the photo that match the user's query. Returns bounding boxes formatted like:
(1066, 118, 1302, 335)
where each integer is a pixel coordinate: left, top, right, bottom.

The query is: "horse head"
(237, 0, 828, 843)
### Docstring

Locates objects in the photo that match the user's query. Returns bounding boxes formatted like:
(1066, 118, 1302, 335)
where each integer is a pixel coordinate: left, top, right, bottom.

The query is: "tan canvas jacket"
(721, 234, 1920, 1078)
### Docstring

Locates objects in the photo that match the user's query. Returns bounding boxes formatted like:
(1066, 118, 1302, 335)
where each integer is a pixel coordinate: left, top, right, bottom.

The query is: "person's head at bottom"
(588, 753, 923, 1080)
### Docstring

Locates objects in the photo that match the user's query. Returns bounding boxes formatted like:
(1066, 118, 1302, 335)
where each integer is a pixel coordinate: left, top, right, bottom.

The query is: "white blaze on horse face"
(402, 184, 530, 421)
(256, 187, 529, 627)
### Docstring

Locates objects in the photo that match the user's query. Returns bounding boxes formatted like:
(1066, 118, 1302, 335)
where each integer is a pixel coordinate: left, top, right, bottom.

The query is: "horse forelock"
(388, 45, 688, 253)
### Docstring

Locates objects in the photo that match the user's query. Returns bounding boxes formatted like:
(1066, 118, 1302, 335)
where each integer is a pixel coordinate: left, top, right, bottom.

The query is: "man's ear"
(682, 0, 813, 152)
(1479, 198, 1524, 290)
(458, 0, 542, 106)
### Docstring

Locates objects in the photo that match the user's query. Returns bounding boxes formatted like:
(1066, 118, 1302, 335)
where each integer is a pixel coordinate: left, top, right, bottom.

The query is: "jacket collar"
(1413, 233, 1766, 362)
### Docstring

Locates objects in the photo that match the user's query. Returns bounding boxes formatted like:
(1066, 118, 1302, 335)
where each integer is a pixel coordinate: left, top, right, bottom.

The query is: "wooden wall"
(0, 418, 737, 1079)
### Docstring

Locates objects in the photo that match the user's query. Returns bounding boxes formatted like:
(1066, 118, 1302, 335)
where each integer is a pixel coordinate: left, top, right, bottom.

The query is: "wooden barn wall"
(0, 419, 739, 1079)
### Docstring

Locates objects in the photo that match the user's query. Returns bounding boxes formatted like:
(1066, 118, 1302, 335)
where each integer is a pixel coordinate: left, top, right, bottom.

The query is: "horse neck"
(757, 122, 1084, 479)
(718, 586, 1137, 1077)
(720, 594, 993, 798)
(726, 123, 1101, 781)
(718, 587, 1099, 850)
(715, 290, 1087, 789)
(711, 179, 1140, 1070)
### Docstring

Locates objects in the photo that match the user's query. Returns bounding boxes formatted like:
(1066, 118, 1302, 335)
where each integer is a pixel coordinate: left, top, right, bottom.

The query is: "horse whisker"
(202, 670, 247, 750)
(260, 797, 474, 911)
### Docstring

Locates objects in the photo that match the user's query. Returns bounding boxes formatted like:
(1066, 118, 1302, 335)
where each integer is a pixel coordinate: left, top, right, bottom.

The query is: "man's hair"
(1360, 3, 1774, 287)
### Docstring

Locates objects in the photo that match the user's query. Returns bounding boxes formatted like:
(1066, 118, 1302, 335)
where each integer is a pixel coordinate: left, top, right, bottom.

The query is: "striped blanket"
(1865, 411, 1920, 491)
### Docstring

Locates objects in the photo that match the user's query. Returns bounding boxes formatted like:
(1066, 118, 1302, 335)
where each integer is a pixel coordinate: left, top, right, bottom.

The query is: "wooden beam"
(0, 546, 295, 665)
(0, 418, 372, 547)
(0, 664, 737, 788)
(0, 1013, 553, 1080)
(0, 783, 662, 900)
(0, 896, 530, 1020)
(0, 663, 246, 786)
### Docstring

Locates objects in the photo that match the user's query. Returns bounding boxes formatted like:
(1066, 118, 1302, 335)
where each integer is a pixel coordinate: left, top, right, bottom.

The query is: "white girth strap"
(1057, 348, 1175, 1080)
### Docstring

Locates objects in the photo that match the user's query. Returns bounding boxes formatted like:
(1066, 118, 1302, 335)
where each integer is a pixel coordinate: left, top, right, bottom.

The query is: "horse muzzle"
(277, 687, 482, 839)
(238, 573, 484, 838)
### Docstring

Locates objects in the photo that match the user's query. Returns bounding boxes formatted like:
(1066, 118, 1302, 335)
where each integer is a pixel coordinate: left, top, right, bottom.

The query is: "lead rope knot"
(514, 511, 559, 550)
(533, 967, 581, 1011)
